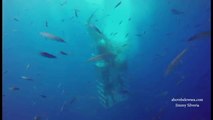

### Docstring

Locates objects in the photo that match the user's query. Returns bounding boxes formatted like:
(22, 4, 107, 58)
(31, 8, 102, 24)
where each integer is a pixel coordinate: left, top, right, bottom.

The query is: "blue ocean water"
(3, 0, 211, 120)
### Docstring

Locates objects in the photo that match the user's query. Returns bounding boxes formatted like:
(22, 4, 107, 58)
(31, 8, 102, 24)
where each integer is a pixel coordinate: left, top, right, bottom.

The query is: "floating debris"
(20, 76, 33, 81)
(40, 52, 57, 58)
(171, 8, 184, 15)
(9, 86, 20, 91)
(165, 48, 188, 76)
(40, 32, 65, 43)
(13, 18, 19, 22)
(60, 51, 68, 55)
(114, 1, 122, 9)
(187, 31, 211, 42)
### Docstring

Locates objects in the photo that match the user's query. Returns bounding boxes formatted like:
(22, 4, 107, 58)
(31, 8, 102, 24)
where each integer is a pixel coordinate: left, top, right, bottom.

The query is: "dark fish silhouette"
(114, 1, 122, 8)
(125, 33, 129, 38)
(119, 89, 129, 94)
(188, 31, 211, 42)
(171, 9, 184, 15)
(90, 24, 103, 35)
(74, 9, 79, 17)
(3, 70, 8, 74)
(40, 95, 47, 98)
(135, 34, 142, 37)
(9, 86, 20, 91)
(60, 0, 67, 6)
(119, 20, 123, 25)
(70, 97, 76, 104)
(60, 51, 68, 55)
(13, 18, 19, 22)
(40, 52, 57, 58)
(45, 21, 48, 27)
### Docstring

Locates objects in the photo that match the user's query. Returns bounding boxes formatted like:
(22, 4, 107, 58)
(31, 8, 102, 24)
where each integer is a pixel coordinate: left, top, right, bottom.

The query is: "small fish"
(125, 33, 129, 38)
(60, 51, 68, 55)
(122, 43, 128, 47)
(176, 79, 184, 86)
(13, 18, 19, 22)
(114, 1, 122, 8)
(160, 91, 168, 96)
(165, 48, 188, 76)
(60, 0, 67, 6)
(113, 32, 118, 36)
(119, 20, 123, 25)
(74, 9, 79, 17)
(187, 31, 211, 42)
(61, 89, 65, 95)
(40, 52, 57, 58)
(3, 70, 8, 74)
(9, 86, 20, 91)
(40, 95, 47, 98)
(20, 76, 32, 81)
(60, 101, 66, 112)
(57, 83, 62, 88)
(45, 21, 48, 27)
(26, 64, 31, 70)
(128, 17, 131, 21)
(165, 32, 172, 36)
(70, 97, 76, 105)
(88, 54, 107, 62)
(40, 32, 65, 43)
(152, 108, 165, 120)
(90, 24, 103, 35)
(171, 8, 184, 15)
(119, 89, 129, 95)
(33, 116, 41, 120)
(135, 34, 142, 37)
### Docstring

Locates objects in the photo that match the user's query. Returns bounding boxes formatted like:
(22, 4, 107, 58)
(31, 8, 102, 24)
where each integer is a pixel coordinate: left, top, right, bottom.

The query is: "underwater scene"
(2, 0, 211, 120)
